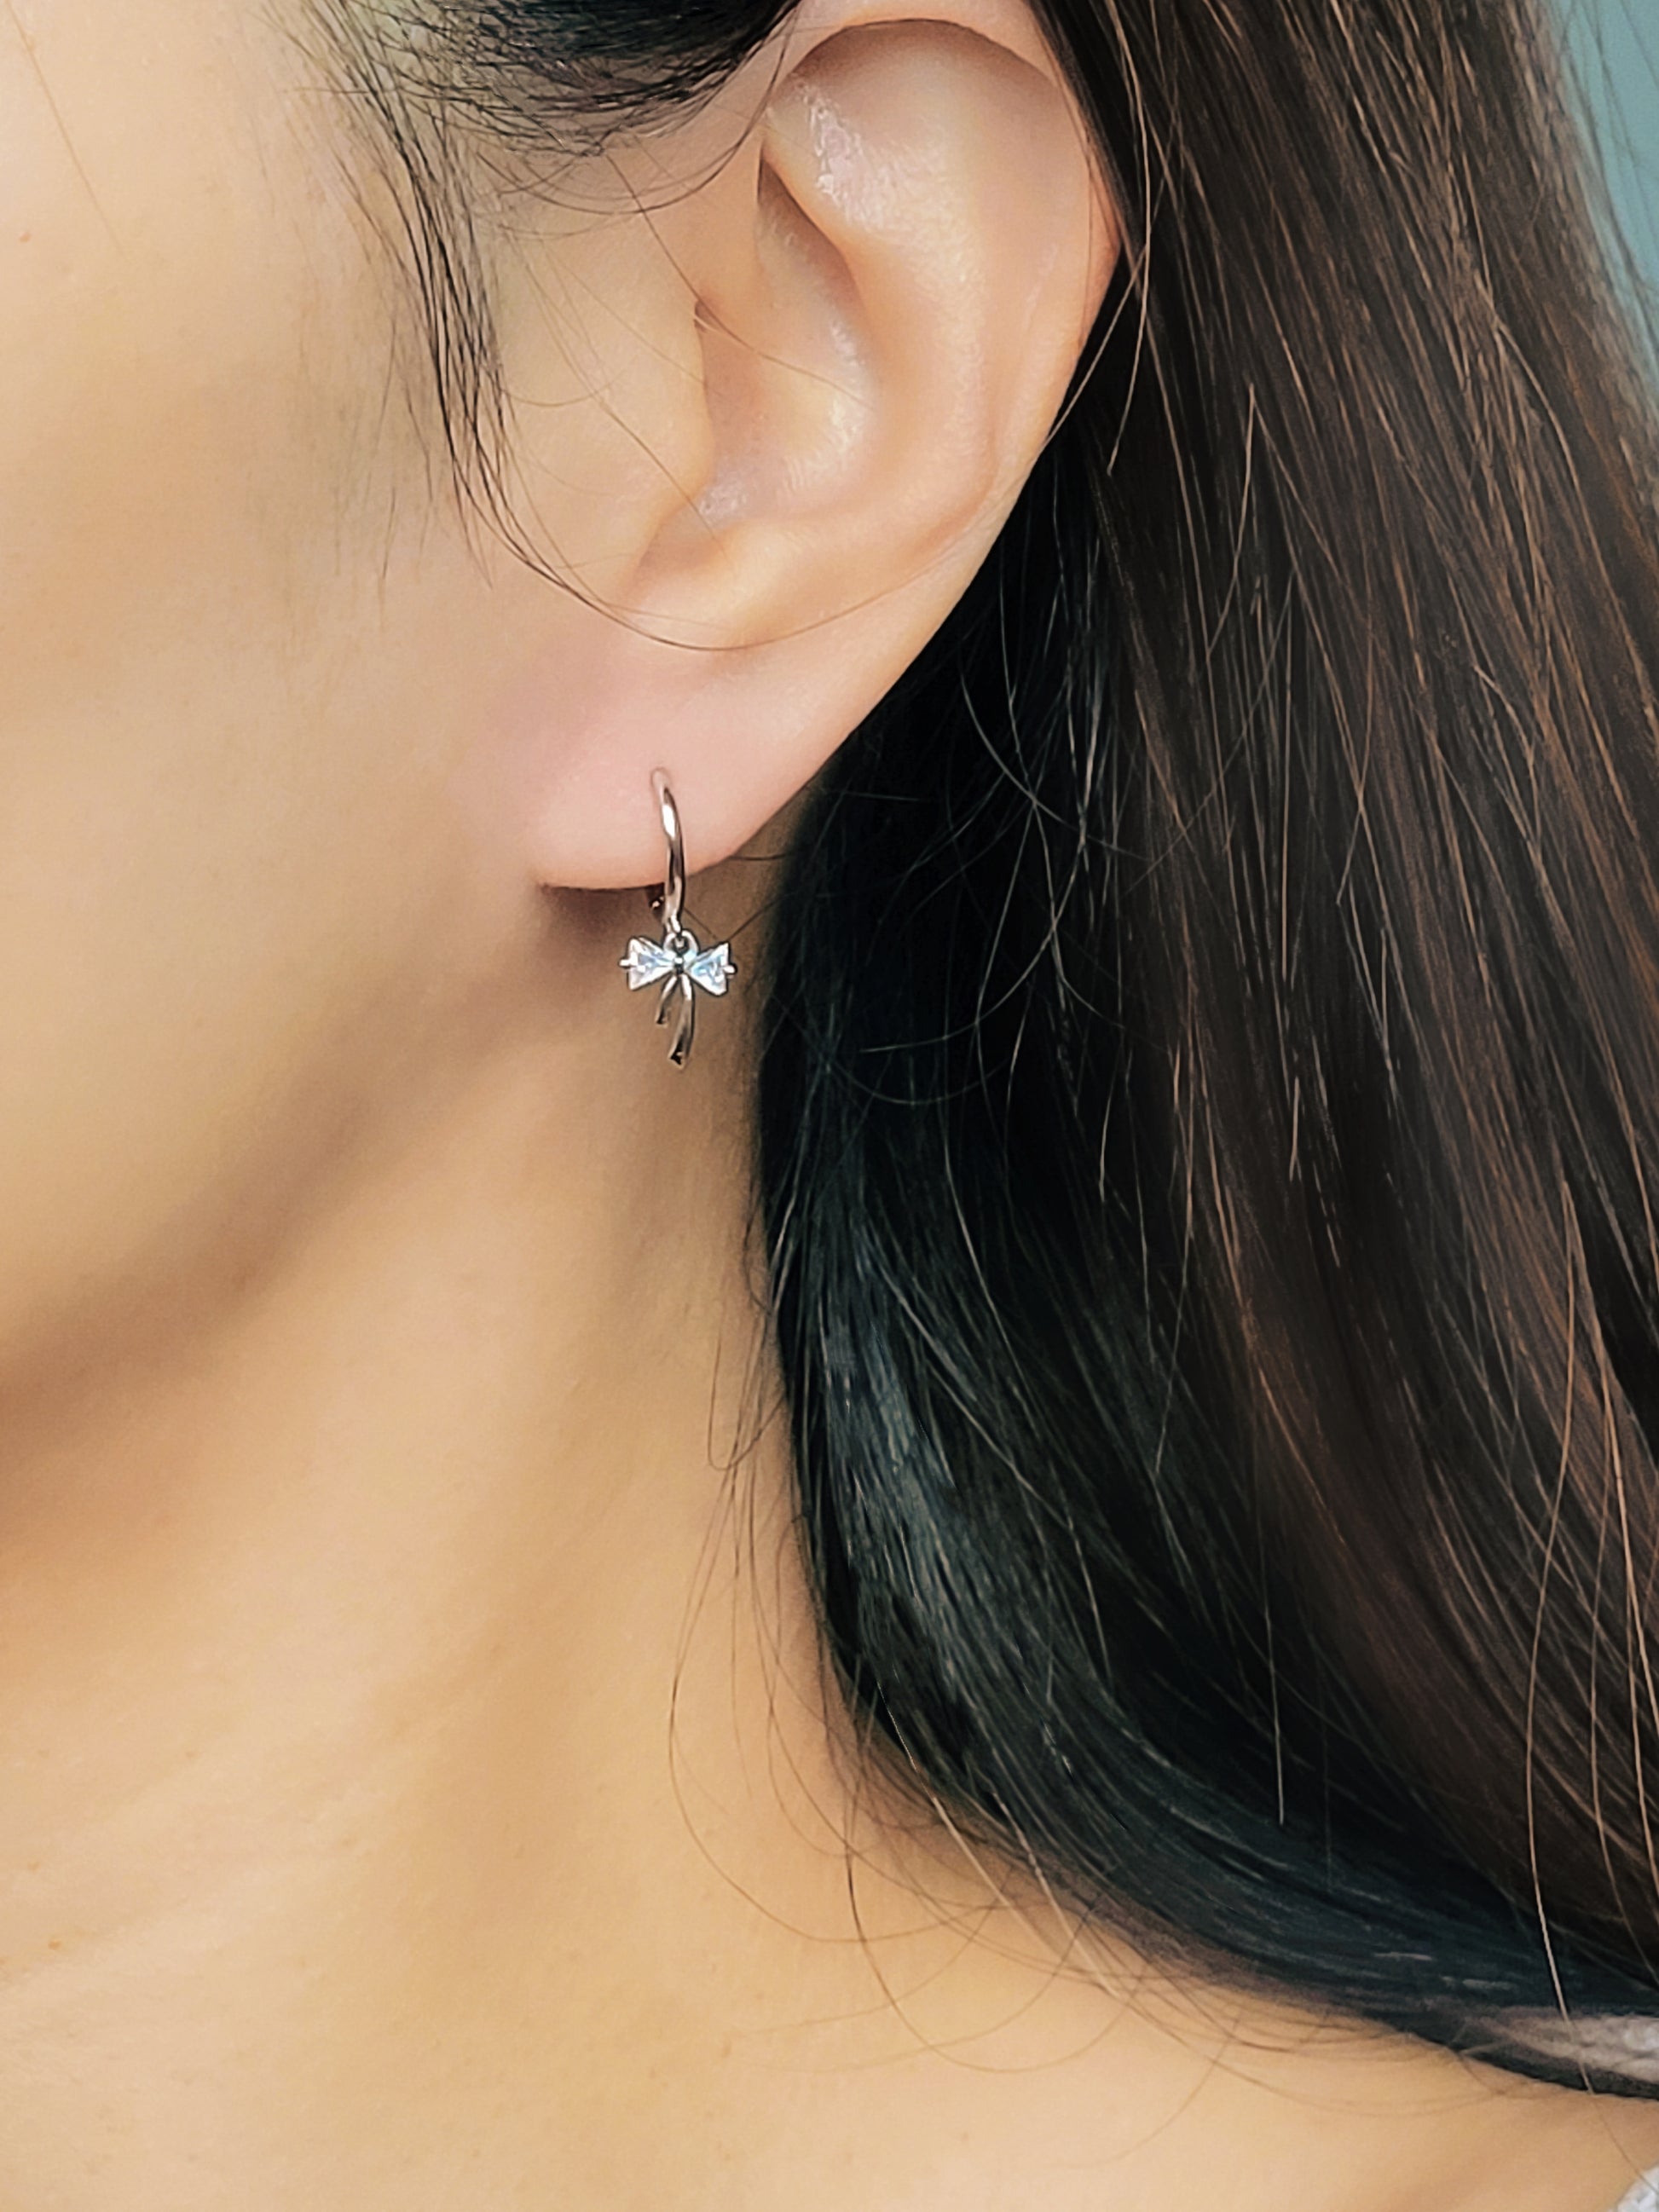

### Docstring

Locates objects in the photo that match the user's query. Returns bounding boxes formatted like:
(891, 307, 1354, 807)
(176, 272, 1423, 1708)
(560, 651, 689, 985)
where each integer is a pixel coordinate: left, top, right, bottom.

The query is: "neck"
(0, 951, 819, 2178)
(2, 946, 1656, 2212)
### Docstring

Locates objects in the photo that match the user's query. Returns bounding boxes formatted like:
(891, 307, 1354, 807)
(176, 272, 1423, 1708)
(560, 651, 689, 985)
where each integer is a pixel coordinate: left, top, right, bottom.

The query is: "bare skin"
(3, 2, 1659, 2205)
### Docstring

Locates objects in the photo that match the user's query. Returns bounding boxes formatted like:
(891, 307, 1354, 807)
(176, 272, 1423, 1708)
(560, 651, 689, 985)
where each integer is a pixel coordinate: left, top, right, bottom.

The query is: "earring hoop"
(618, 769, 737, 1067)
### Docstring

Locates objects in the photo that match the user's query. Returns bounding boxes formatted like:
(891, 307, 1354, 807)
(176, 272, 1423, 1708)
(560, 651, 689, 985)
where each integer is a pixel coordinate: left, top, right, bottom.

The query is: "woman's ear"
(505, 0, 1119, 890)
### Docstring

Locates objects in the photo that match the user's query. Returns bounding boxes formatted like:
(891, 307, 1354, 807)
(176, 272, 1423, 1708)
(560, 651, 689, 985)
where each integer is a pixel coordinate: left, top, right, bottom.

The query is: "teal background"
(1556, 0, 1659, 312)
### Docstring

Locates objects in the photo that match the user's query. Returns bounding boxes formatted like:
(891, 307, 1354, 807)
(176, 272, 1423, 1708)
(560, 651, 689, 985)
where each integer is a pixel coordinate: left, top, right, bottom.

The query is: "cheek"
(0, 1, 362, 657)
(0, 2, 515, 1375)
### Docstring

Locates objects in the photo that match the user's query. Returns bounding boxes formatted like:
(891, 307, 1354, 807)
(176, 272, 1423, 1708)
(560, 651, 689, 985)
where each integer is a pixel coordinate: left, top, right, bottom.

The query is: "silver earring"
(619, 770, 737, 1067)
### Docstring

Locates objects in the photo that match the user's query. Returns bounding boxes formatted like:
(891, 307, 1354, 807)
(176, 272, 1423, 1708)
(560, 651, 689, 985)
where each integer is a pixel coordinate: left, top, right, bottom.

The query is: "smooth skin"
(2, 1, 1658, 2205)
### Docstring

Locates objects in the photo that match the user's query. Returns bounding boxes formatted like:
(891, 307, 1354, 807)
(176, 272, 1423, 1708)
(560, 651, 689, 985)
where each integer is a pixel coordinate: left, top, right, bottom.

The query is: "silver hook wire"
(623, 766, 732, 1068)
(651, 767, 687, 941)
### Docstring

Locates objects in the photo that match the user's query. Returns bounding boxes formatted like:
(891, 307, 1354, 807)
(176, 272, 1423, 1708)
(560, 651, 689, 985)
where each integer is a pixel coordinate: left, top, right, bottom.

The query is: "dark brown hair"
(326, 0, 1659, 2084)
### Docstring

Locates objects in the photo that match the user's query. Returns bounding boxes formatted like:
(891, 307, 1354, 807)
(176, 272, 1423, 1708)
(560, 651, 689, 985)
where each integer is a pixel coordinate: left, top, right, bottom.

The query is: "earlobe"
(521, 4, 1117, 894)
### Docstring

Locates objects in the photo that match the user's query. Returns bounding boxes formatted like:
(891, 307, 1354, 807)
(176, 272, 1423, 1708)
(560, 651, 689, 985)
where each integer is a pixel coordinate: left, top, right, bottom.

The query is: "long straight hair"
(330, 0, 1659, 2083)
